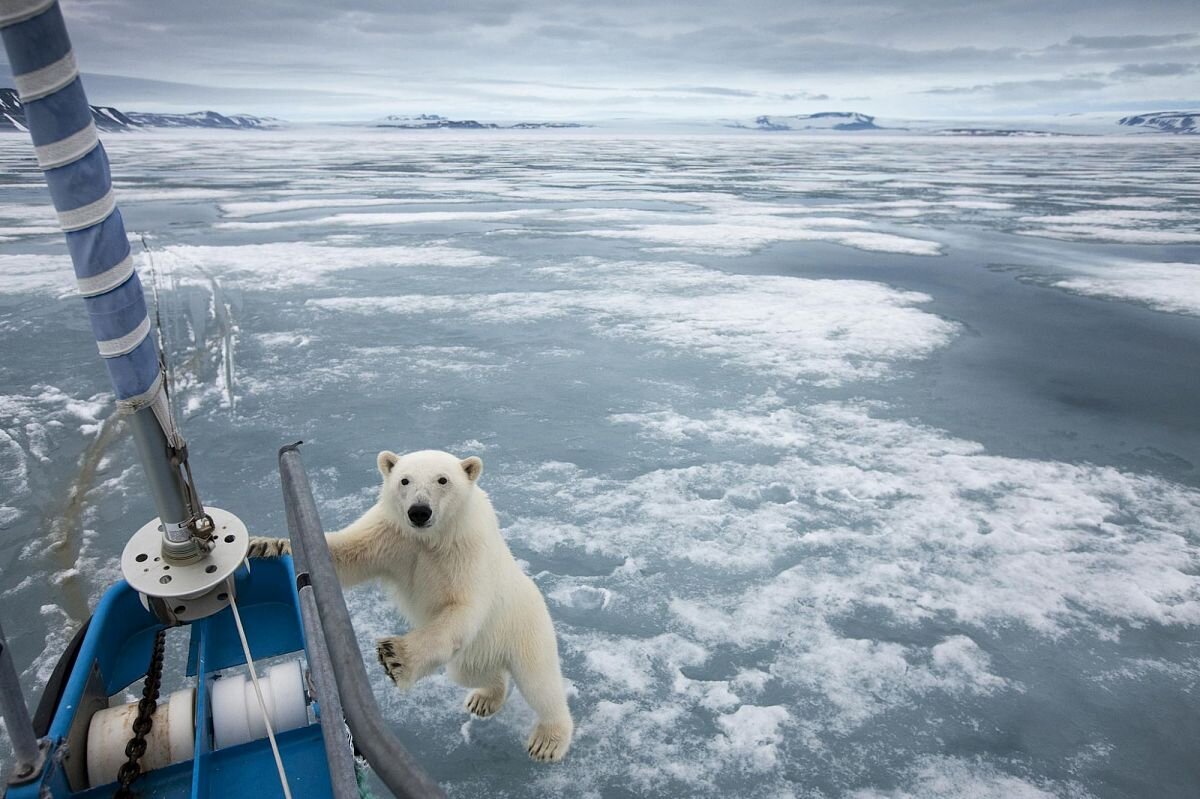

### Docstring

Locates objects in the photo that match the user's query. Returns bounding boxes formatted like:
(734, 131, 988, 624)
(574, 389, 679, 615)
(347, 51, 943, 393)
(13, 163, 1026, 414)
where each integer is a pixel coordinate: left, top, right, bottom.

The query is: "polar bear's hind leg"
(464, 673, 508, 718)
(511, 648, 573, 762)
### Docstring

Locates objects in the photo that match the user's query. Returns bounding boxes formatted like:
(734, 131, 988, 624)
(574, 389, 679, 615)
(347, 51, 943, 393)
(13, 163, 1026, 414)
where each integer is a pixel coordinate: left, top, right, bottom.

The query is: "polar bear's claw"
(526, 723, 571, 763)
(247, 537, 290, 558)
(465, 689, 504, 718)
(375, 636, 411, 687)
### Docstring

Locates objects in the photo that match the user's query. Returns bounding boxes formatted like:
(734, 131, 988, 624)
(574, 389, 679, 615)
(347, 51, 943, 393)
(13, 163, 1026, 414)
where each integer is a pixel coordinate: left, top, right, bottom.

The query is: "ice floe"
(310, 257, 957, 386)
(1053, 260, 1200, 316)
(151, 241, 500, 289)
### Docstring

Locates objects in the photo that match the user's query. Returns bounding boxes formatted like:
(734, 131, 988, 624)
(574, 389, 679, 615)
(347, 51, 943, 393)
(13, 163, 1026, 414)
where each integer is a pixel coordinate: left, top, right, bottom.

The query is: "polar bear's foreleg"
(246, 531, 378, 588)
(510, 636, 573, 762)
(376, 602, 484, 688)
(247, 537, 290, 558)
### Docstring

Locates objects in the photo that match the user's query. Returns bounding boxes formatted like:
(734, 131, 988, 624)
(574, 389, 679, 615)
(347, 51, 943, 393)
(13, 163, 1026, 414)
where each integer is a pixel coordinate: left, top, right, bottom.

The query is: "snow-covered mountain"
(124, 110, 282, 129)
(1, 87, 137, 132)
(1117, 111, 1197, 134)
(373, 113, 586, 130)
(728, 112, 882, 131)
(1, 87, 23, 131)
(0, 88, 283, 132)
(930, 128, 1074, 137)
(375, 114, 496, 129)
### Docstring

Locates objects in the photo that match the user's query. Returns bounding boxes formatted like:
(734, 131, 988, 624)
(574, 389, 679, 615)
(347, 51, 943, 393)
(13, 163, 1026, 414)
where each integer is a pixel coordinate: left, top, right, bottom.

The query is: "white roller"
(211, 673, 252, 750)
(212, 660, 308, 750)
(87, 688, 195, 788)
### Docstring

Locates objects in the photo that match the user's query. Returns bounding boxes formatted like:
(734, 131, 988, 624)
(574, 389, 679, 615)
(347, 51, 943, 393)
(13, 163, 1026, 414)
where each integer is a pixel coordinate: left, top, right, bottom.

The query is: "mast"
(0, 0, 212, 563)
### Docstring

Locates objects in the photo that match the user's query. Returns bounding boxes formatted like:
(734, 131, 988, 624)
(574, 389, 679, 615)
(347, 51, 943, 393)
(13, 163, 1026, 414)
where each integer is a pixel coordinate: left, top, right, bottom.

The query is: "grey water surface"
(1, 132, 1198, 798)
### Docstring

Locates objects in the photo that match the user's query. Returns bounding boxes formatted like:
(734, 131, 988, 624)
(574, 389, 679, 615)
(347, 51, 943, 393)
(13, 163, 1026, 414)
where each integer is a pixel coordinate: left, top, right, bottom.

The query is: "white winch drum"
(87, 687, 195, 788)
(211, 659, 308, 750)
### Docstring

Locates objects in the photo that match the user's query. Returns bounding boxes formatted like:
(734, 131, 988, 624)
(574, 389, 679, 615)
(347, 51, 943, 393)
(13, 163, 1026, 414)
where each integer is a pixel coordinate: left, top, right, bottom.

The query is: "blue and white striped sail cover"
(1, 0, 158, 401)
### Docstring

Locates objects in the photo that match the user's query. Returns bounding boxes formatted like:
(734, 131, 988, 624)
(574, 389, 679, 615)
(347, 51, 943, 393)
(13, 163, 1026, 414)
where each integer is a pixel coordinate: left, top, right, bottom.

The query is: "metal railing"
(278, 443, 446, 799)
(0, 620, 48, 786)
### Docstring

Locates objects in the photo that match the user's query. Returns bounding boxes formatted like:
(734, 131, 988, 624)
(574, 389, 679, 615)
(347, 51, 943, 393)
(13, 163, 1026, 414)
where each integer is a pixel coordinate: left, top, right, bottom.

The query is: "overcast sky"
(7, 0, 1199, 121)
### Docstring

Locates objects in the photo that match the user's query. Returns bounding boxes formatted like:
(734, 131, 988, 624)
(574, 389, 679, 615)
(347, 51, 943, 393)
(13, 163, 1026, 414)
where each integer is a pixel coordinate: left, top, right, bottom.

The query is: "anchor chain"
(114, 628, 167, 799)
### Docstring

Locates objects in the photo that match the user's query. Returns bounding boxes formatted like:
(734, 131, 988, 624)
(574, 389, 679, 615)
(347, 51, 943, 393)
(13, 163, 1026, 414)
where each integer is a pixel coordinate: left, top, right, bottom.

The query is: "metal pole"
(295, 588, 360, 799)
(285, 487, 360, 799)
(278, 444, 445, 799)
(0, 620, 42, 783)
(0, 0, 200, 562)
(127, 410, 191, 536)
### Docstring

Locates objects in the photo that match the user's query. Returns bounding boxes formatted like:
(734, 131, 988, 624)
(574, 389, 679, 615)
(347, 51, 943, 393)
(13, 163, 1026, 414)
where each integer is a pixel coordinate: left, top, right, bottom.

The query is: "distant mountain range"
(929, 128, 1074, 137)
(721, 109, 1199, 135)
(0, 88, 282, 132)
(3, 88, 1196, 137)
(1117, 111, 1197, 134)
(728, 112, 881, 131)
(372, 114, 587, 130)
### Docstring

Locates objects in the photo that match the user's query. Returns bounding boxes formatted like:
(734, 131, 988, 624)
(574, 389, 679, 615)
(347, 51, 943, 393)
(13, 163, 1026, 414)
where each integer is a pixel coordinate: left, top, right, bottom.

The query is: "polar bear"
(247, 449, 573, 762)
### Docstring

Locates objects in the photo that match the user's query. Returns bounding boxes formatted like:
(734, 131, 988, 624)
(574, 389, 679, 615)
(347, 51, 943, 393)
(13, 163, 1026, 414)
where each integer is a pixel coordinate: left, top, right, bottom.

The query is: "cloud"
(1067, 33, 1197, 50)
(22, 1, 1200, 120)
(1109, 62, 1199, 79)
(534, 23, 604, 42)
(655, 85, 760, 98)
(921, 77, 1111, 99)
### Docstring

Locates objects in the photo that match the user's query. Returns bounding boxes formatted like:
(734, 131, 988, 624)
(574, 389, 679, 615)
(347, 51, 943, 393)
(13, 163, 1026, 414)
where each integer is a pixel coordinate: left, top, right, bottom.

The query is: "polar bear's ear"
(377, 450, 399, 477)
(460, 456, 483, 482)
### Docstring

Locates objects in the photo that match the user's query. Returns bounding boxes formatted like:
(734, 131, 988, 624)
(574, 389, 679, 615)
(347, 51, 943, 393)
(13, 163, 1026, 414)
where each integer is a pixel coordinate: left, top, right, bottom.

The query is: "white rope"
(227, 583, 294, 799)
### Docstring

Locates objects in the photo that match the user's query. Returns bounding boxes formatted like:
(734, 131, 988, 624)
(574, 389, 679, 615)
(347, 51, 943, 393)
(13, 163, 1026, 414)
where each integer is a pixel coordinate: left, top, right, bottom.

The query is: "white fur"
(250, 449, 573, 762)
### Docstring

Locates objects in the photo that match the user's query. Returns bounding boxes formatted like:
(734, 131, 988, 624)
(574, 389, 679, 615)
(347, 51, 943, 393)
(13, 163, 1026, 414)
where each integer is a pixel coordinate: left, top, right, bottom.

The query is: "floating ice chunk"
(215, 208, 546, 231)
(1089, 196, 1173, 208)
(579, 632, 707, 694)
(0, 253, 75, 294)
(1019, 209, 1189, 226)
(311, 258, 956, 386)
(257, 332, 313, 348)
(929, 636, 1008, 692)
(1052, 261, 1200, 316)
(606, 399, 1200, 632)
(713, 705, 790, 772)
(943, 199, 1014, 210)
(116, 187, 238, 203)
(1017, 226, 1200, 244)
(550, 584, 612, 611)
(152, 241, 499, 289)
(219, 197, 422, 217)
(575, 217, 943, 256)
(849, 755, 1081, 799)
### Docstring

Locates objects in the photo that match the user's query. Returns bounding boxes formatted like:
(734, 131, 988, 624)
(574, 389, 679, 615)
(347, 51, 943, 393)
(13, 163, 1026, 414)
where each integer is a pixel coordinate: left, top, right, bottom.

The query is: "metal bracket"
(5, 738, 50, 786)
(123, 507, 250, 623)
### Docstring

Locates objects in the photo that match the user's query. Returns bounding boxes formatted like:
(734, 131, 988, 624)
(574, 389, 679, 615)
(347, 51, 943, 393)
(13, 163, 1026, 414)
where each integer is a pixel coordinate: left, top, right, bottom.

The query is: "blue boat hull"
(9, 556, 336, 799)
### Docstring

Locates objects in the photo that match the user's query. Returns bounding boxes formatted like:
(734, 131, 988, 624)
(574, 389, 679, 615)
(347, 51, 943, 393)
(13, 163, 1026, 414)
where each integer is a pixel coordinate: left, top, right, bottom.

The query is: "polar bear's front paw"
(526, 721, 572, 763)
(247, 537, 290, 558)
(375, 636, 413, 688)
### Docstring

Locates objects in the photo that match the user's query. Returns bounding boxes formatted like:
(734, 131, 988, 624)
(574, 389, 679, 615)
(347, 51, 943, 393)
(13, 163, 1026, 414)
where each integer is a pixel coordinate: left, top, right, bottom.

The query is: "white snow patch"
(0, 253, 75, 294)
(152, 241, 499, 289)
(713, 705, 790, 771)
(849, 755, 1090, 799)
(1053, 261, 1200, 316)
(310, 258, 956, 386)
(1017, 226, 1200, 245)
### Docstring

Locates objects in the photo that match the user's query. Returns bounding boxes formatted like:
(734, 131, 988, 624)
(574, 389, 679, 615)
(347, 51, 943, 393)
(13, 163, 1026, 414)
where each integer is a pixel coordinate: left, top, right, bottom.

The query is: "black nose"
(407, 504, 432, 526)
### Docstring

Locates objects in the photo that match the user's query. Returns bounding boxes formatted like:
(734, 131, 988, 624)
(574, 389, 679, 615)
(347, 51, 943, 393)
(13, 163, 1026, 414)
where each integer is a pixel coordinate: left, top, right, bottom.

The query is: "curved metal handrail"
(278, 443, 446, 799)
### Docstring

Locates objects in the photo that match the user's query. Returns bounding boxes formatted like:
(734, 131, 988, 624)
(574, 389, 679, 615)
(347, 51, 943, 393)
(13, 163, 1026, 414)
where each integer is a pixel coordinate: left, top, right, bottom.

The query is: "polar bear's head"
(376, 449, 483, 535)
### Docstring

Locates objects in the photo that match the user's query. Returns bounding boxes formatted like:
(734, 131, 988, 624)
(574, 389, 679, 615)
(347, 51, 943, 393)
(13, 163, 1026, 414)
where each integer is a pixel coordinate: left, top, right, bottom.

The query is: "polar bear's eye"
(400, 478, 409, 486)
(438, 477, 448, 485)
